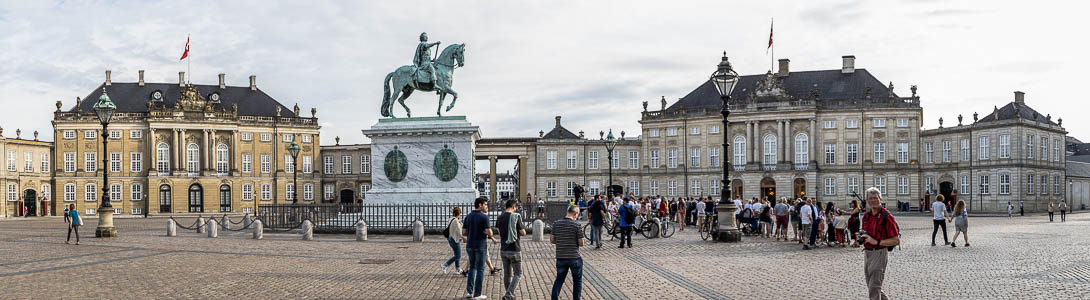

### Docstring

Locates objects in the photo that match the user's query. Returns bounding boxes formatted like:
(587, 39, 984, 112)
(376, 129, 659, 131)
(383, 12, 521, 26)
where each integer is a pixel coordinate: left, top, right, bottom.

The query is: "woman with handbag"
(950, 200, 970, 247)
(66, 204, 81, 245)
(442, 207, 463, 274)
(846, 200, 862, 248)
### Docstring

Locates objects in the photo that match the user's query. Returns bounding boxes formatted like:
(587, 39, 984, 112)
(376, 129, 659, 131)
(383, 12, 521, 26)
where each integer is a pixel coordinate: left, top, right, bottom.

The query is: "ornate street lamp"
(93, 87, 118, 238)
(287, 141, 301, 204)
(601, 129, 624, 197)
(711, 52, 741, 242)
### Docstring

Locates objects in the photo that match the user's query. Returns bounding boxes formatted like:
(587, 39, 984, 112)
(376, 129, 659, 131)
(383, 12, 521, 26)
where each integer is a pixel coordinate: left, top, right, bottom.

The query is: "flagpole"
(770, 18, 774, 72)
(187, 34, 191, 85)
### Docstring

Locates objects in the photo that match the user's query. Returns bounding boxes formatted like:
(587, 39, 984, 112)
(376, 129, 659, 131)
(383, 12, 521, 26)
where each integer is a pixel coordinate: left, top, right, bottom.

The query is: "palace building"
(0, 128, 53, 217)
(51, 70, 321, 216)
(319, 138, 372, 203)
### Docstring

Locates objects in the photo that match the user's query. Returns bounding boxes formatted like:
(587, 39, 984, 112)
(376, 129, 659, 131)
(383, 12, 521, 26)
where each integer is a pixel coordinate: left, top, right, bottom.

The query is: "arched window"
(157, 143, 170, 174)
(216, 144, 229, 175)
(763, 134, 777, 166)
(159, 184, 172, 213)
(794, 133, 809, 164)
(188, 184, 203, 213)
(219, 184, 231, 212)
(733, 136, 747, 167)
(186, 143, 199, 175)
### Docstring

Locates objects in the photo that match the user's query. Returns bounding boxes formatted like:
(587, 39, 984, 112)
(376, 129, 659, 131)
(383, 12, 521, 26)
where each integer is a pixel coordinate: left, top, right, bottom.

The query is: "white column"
(778, 120, 785, 164)
(173, 129, 181, 171)
(786, 119, 793, 165)
(810, 119, 817, 164)
(232, 130, 240, 172)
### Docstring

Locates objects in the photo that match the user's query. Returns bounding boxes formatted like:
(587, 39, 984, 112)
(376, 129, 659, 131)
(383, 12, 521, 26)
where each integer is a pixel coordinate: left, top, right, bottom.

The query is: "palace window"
(825, 144, 836, 164)
(342, 155, 352, 174)
(709, 147, 720, 167)
(824, 177, 836, 196)
(999, 174, 1011, 195)
(847, 143, 858, 164)
(261, 155, 271, 174)
(64, 152, 75, 172)
(847, 177, 859, 195)
(709, 125, 720, 134)
(302, 155, 312, 173)
(546, 181, 557, 197)
(943, 141, 951, 162)
(875, 177, 886, 195)
(896, 119, 909, 128)
(304, 184, 314, 201)
(157, 143, 170, 174)
(567, 151, 577, 169)
(567, 182, 575, 197)
(961, 139, 969, 161)
(824, 120, 836, 129)
(649, 129, 659, 137)
(794, 134, 808, 165)
(63, 131, 76, 139)
(980, 175, 990, 195)
(588, 151, 599, 169)
(260, 133, 271, 142)
(546, 151, 557, 169)
(846, 119, 859, 129)
(131, 152, 142, 173)
(64, 183, 76, 202)
(241, 132, 253, 141)
(898, 177, 909, 195)
(110, 152, 121, 173)
(690, 127, 700, 135)
(131, 183, 143, 201)
(979, 136, 990, 160)
(1026, 134, 1035, 159)
(323, 155, 333, 174)
(690, 147, 700, 167)
(999, 135, 1010, 158)
(688, 179, 699, 196)
(216, 144, 229, 175)
(1026, 174, 1035, 195)
(84, 152, 97, 172)
(667, 180, 677, 197)
(764, 135, 778, 165)
(85, 130, 97, 139)
(130, 130, 142, 139)
(873, 119, 886, 128)
(261, 184, 272, 201)
(110, 184, 122, 201)
(242, 154, 253, 173)
(925, 142, 933, 163)
(109, 130, 121, 139)
(650, 150, 660, 168)
(896, 143, 908, 164)
(1042, 137, 1048, 161)
(873, 143, 885, 164)
(285, 155, 295, 173)
(649, 180, 658, 196)
(666, 128, 678, 136)
(667, 148, 678, 168)
(85, 183, 97, 202)
(186, 144, 199, 175)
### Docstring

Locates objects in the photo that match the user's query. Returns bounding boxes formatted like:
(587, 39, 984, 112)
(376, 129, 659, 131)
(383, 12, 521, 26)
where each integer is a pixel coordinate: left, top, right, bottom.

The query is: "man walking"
(617, 197, 635, 249)
(931, 195, 949, 246)
(586, 195, 606, 249)
(1019, 200, 1024, 216)
(800, 198, 814, 250)
(551, 205, 585, 300)
(860, 187, 900, 300)
(774, 198, 789, 241)
(462, 197, 497, 299)
(1059, 201, 1068, 222)
(497, 200, 526, 300)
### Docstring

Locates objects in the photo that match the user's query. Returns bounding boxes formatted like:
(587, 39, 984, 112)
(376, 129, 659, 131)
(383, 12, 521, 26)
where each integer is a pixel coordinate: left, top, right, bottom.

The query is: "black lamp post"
(93, 87, 118, 237)
(287, 141, 301, 204)
(711, 52, 741, 242)
(601, 129, 624, 197)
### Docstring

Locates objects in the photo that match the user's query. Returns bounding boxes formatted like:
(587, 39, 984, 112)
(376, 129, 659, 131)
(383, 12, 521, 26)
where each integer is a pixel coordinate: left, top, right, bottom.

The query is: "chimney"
(218, 73, 226, 89)
(105, 70, 112, 86)
(249, 75, 257, 91)
(777, 59, 790, 77)
(138, 70, 145, 86)
(841, 55, 856, 74)
(179, 71, 186, 87)
(1014, 91, 1025, 104)
(555, 116, 562, 127)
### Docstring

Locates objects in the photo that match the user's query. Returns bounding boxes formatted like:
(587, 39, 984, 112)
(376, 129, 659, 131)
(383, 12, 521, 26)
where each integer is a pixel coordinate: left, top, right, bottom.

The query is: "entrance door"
(939, 182, 953, 202)
(23, 190, 37, 216)
(219, 185, 231, 212)
(760, 177, 776, 201)
(188, 184, 203, 213)
(340, 189, 354, 204)
(731, 179, 743, 200)
(794, 178, 806, 200)
(159, 185, 172, 213)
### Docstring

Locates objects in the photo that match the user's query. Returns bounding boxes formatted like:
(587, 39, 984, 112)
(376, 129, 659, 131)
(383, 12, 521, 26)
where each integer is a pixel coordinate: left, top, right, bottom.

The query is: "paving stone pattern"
(0, 213, 1088, 299)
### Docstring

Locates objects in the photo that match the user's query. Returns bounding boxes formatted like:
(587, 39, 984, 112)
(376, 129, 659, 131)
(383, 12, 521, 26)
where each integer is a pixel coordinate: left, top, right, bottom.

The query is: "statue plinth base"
(362, 116, 480, 204)
(95, 206, 118, 238)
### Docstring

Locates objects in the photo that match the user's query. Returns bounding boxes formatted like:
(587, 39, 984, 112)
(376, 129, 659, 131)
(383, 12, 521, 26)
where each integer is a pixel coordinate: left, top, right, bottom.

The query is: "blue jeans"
(551, 258, 583, 300)
(445, 237, 461, 270)
(466, 247, 487, 297)
(589, 224, 602, 247)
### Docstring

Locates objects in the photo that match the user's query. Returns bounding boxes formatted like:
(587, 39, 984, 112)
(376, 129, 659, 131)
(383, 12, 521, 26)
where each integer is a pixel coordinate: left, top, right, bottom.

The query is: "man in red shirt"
(859, 187, 900, 300)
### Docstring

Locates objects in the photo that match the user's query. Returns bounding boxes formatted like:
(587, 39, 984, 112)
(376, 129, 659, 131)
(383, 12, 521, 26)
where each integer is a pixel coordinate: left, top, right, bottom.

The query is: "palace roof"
(72, 82, 295, 118)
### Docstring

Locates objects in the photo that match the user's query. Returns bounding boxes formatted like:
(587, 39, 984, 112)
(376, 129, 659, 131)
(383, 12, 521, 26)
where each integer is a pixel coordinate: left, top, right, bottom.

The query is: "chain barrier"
(170, 216, 204, 231)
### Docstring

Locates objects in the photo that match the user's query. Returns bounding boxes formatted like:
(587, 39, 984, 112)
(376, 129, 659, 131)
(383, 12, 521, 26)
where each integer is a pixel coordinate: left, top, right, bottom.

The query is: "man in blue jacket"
(618, 197, 635, 249)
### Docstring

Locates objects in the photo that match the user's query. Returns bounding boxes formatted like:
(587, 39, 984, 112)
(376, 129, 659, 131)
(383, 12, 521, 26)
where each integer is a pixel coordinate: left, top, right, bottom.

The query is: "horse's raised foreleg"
(445, 90, 459, 112)
(399, 88, 413, 118)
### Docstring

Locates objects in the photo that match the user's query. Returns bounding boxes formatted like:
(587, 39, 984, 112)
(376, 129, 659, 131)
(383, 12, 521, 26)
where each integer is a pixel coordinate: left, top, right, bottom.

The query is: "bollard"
(167, 219, 177, 237)
(356, 220, 368, 241)
(252, 220, 263, 240)
(412, 220, 424, 242)
(302, 220, 314, 241)
(648, 219, 660, 238)
(221, 215, 231, 230)
(207, 219, 219, 238)
(242, 214, 252, 228)
(532, 219, 544, 242)
(196, 216, 206, 234)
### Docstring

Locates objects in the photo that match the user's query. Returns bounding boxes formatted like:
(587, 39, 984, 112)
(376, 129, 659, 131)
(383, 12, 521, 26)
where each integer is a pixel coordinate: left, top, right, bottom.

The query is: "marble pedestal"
(362, 116, 480, 204)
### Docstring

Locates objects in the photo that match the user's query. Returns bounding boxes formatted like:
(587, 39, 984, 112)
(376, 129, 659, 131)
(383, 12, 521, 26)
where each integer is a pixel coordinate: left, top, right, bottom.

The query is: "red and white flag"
(766, 19, 774, 53)
(180, 35, 190, 60)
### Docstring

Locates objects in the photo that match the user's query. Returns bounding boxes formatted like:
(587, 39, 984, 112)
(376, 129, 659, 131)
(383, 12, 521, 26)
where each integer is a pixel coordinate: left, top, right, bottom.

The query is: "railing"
(257, 202, 572, 233)
(793, 163, 809, 171)
(732, 165, 746, 172)
(762, 163, 777, 171)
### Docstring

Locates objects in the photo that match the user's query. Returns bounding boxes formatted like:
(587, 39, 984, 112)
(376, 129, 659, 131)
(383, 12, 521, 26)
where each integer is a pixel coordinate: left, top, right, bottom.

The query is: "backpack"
(623, 204, 637, 224)
(442, 217, 455, 239)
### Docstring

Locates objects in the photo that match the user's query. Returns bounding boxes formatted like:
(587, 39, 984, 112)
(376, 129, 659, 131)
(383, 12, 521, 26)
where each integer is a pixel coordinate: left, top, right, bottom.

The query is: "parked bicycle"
(700, 213, 720, 241)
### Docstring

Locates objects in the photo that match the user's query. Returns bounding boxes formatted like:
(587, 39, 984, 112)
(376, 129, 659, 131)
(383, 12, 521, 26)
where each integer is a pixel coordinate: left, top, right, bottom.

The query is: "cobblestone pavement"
(1, 212, 1088, 299)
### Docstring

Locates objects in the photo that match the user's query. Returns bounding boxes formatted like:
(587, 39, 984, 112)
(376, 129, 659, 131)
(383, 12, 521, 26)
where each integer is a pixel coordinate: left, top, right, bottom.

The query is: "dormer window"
(151, 90, 164, 102)
(209, 92, 221, 103)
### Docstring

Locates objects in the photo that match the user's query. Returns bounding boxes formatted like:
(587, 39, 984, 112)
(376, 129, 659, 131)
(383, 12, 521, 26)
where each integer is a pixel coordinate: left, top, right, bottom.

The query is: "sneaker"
(594, 246, 601, 250)
(490, 268, 501, 276)
(965, 243, 970, 247)
(465, 292, 473, 298)
(442, 263, 447, 274)
(951, 243, 957, 248)
(945, 242, 950, 245)
(931, 243, 936, 247)
(618, 245, 625, 249)
(473, 296, 488, 300)
(460, 270, 468, 277)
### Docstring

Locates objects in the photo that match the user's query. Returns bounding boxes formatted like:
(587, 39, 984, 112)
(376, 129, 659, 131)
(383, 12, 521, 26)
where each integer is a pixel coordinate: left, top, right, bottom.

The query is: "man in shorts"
(695, 198, 707, 231)
(774, 198, 789, 241)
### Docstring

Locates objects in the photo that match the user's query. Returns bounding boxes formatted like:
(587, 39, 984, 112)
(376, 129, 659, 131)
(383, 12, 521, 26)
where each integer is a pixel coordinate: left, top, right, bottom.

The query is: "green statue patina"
(433, 145, 459, 182)
(381, 32, 466, 118)
(384, 146, 408, 182)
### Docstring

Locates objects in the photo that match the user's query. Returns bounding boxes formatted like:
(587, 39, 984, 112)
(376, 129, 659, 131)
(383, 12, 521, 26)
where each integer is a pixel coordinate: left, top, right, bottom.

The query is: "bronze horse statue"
(381, 43, 465, 118)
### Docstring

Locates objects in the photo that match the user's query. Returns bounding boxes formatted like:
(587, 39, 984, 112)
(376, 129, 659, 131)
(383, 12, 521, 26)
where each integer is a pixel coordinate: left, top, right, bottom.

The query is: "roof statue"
(380, 32, 466, 118)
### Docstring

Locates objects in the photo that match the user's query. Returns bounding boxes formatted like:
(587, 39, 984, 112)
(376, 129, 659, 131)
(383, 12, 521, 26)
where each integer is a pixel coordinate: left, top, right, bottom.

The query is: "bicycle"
(700, 213, 720, 241)
(582, 219, 615, 245)
(650, 211, 676, 238)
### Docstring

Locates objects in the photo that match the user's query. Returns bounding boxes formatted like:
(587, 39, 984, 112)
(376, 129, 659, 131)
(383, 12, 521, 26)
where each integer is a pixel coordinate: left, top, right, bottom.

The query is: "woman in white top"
(442, 207, 463, 274)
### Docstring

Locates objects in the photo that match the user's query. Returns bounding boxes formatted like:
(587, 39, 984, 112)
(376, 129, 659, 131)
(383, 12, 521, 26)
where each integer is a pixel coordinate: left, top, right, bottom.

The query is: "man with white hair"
(859, 187, 900, 300)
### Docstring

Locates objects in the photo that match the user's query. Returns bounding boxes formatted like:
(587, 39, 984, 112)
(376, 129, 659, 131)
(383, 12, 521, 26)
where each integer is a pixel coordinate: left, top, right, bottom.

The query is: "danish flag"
(180, 35, 190, 60)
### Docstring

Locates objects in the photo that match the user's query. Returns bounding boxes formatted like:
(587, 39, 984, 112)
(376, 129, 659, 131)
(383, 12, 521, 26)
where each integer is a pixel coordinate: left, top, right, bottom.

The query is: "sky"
(1, 0, 1088, 173)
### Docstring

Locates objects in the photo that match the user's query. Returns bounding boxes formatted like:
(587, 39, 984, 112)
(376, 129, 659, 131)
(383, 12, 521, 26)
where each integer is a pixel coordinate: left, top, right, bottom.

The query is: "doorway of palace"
(23, 190, 37, 216)
(731, 179, 743, 199)
(794, 178, 806, 200)
(160, 185, 172, 213)
(940, 182, 954, 202)
(188, 184, 203, 213)
(340, 189, 354, 204)
(760, 177, 776, 201)
(219, 185, 231, 212)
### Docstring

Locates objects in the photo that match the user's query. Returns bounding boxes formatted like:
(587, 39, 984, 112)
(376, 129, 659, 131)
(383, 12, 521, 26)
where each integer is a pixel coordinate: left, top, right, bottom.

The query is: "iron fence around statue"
(257, 202, 572, 234)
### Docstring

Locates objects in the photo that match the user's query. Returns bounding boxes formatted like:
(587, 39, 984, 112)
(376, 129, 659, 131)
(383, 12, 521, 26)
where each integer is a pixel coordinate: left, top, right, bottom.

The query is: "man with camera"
(858, 187, 900, 300)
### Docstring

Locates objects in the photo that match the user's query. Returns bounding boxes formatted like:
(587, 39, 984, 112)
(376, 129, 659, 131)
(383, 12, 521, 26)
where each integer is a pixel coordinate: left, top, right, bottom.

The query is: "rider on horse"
(414, 32, 441, 86)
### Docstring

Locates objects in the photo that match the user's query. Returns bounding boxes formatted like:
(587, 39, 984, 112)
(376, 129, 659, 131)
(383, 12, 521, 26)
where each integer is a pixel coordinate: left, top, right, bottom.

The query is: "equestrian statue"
(381, 32, 466, 118)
